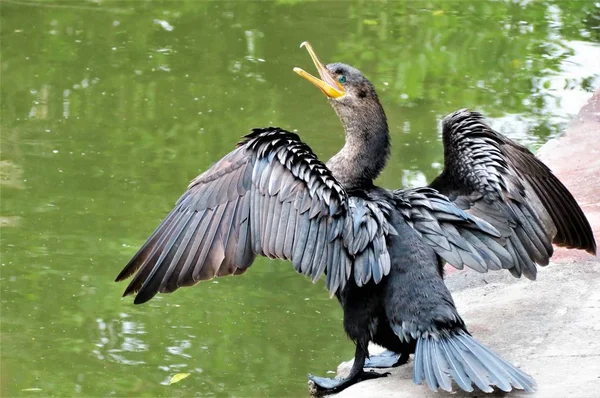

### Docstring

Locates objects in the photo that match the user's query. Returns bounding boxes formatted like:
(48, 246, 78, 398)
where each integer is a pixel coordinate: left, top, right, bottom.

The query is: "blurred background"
(1, 0, 598, 396)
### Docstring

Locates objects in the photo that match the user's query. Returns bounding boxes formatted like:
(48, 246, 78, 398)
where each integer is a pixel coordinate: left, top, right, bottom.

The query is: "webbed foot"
(308, 370, 390, 396)
(364, 350, 410, 368)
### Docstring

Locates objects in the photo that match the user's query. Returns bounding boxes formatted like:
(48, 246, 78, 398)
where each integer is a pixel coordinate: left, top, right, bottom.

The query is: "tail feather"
(445, 336, 494, 392)
(413, 330, 536, 393)
(431, 341, 453, 391)
(454, 334, 513, 391)
(423, 338, 439, 391)
(413, 335, 425, 387)
(439, 338, 474, 392)
(461, 334, 535, 390)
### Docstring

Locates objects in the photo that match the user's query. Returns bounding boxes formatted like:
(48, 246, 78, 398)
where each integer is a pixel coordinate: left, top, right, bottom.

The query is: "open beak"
(293, 42, 345, 99)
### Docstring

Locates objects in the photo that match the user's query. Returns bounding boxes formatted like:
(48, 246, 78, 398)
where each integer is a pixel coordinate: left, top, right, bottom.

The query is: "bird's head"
(293, 42, 381, 121)
(294, 42, 389, 186)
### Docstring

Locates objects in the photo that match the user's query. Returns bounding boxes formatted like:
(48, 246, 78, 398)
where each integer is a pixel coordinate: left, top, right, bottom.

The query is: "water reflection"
(1, 0, 598, 396)
(93, 315, 148, 366)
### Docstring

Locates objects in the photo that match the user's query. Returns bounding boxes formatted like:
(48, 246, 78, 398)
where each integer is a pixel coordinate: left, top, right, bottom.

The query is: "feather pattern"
(393, 187, 511, 274)
(413, 330, 536, 393)
(116, 128, 395, 303)
(429, 109, 596, 278)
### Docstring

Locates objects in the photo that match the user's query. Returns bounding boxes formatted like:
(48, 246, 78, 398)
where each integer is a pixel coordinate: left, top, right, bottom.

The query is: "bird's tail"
(413, 329, 536, 393)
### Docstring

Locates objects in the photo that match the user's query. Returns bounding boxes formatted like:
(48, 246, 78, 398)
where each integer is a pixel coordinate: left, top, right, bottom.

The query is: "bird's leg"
(364, 349, 410, 368)
(308, 344, 390, 396)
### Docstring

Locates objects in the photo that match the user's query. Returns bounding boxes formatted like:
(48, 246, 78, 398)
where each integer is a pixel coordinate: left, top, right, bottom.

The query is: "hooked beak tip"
(295, 41, 345, 99)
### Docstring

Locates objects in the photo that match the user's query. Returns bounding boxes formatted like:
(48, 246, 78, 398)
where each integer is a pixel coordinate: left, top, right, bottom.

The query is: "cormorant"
(116, 42, 596, 395)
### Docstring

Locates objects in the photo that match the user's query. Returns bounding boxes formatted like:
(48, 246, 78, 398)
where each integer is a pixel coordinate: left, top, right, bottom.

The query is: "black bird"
(116, 42, 596, 395)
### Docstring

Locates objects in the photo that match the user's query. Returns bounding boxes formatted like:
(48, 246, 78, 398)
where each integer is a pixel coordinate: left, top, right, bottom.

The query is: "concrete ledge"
(327, 89, 600, 397)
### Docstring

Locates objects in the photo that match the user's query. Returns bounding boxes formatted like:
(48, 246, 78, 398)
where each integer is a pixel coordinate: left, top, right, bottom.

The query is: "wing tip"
(122, 282, 138, 298)
(556, 240, 597, 256)
(115, 268, 132, 283)
(133, 291, 155, 305)
(115, 254, 144, 283)
(550, 196, 597, 256)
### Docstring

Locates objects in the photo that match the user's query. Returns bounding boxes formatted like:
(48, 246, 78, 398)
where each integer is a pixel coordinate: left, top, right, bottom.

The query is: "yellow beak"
(293, 42, 345, 99)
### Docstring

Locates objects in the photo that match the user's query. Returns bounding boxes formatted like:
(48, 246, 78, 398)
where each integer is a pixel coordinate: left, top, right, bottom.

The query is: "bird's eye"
(338, 75, 347, 84)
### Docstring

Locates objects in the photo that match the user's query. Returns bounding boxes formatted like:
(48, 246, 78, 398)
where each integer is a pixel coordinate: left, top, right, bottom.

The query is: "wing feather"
(117, 128, 394, 303)
(275, 200, 292, 258)
(394, 187, 507, 274)
(429, 110, 595, 279)
(160, 210, 204, 293)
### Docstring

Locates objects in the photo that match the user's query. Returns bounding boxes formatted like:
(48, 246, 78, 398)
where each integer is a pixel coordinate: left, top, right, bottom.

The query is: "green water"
(1, 1, 598, 396)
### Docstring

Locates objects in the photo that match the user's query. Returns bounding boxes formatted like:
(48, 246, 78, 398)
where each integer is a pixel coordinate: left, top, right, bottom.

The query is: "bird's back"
(383, 205, 464, 335)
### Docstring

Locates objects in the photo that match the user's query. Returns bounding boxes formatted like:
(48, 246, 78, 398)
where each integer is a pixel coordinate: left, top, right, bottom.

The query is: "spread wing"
(394, 187, 512, 273)
(116, 128, 394, 304)
(429, 109, 596, 279)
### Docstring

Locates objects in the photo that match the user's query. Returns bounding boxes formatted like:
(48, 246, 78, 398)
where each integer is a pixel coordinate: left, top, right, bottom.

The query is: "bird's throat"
(326, 105, 390, 190)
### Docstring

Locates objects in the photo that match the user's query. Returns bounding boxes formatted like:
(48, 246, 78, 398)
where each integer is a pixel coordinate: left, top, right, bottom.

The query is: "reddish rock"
(537, 87, 600, 262)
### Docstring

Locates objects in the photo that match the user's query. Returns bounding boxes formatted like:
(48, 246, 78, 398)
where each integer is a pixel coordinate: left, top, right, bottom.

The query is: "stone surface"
(326, 90, 600, 398)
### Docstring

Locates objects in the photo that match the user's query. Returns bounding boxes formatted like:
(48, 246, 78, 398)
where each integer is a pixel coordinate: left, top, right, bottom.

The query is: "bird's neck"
(326, 104, 390, 190)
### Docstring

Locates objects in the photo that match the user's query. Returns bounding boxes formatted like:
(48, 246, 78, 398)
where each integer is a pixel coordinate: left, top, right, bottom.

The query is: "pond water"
(1, 1, 598, 396)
